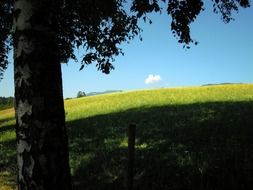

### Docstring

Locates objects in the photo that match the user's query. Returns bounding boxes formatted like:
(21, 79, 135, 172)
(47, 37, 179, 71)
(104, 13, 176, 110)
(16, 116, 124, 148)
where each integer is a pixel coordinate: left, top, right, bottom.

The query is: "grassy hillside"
(1, 84, 253, 190)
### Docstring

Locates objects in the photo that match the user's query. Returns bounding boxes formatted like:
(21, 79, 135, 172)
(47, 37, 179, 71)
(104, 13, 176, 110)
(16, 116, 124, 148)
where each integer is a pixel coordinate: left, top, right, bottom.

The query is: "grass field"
(1, 84, 253, 189)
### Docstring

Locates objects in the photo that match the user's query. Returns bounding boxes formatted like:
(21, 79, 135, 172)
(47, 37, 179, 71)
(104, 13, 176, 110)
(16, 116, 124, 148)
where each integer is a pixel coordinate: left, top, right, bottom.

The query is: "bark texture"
(13, 0, 72, 189)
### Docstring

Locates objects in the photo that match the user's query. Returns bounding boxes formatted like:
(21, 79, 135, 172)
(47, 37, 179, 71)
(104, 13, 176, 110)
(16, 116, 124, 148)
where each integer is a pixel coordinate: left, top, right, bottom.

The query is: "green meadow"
(1, 84, 253, 190)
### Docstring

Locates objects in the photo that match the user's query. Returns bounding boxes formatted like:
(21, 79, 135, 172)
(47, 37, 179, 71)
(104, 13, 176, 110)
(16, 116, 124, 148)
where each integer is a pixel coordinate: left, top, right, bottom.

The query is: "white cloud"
(145, 74, 162, 84)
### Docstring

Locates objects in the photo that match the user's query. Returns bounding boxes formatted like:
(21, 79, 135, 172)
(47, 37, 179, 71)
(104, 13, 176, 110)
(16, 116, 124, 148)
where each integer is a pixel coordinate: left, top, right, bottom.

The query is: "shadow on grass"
(1, 101, 253, 190)
(0, 124, 15, 133)
(67, 101, 253, 190)
(0, 124, 17, 189)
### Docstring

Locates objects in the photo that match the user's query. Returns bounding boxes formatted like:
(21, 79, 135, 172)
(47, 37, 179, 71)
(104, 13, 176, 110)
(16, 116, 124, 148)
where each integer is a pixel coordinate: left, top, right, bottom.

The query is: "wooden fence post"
(127, 123, 136, 190)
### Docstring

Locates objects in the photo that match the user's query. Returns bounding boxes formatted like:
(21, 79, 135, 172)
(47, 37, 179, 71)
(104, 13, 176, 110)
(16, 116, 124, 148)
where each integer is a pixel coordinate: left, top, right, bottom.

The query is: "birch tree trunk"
(13, 0, 72, 189)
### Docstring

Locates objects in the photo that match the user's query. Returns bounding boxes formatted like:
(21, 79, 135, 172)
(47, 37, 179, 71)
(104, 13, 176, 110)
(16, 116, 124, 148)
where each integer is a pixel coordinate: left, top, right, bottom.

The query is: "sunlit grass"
(0, 171, 17, 190)
(0, 109, 15, 125)
(0, 130, 15, 143)
(64, 84, 253, 121)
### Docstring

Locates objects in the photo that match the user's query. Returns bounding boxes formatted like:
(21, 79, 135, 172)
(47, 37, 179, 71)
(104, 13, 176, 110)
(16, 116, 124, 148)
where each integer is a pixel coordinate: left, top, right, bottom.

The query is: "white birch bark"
(13, 0, 72, 189)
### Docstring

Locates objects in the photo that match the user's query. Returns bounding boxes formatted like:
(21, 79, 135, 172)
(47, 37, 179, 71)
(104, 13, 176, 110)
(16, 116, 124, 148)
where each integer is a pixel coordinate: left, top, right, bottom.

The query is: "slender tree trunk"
(13, 0, 72, 189)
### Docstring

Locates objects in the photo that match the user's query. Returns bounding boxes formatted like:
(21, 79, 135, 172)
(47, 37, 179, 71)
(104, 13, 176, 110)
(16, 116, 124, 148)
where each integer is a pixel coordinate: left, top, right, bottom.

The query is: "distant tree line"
(86, 90, 122, 96)
(202, 82, 244, 86)
(75, 90, 123, 99)
(0, 97, 14, 110)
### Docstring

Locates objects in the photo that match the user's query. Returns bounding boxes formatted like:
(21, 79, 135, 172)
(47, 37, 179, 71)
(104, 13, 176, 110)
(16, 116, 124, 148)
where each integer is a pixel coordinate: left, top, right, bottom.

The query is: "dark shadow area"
(0, 124, 15, 133)
(0, 124, 17, 189)
(0, 123, 16, 170)
(1, 101, 253, 189)
(67, 101, 253, 190)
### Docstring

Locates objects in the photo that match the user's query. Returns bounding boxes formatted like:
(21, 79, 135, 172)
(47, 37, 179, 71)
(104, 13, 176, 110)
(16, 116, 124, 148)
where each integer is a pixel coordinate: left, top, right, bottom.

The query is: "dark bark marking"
(13, 8, 21, 22)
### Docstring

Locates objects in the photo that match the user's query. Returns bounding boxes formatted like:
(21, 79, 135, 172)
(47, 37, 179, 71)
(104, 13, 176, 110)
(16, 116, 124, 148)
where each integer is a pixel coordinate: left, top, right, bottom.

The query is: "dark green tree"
(77, 91, 86, 98)
(0, 96, 14, 110)
(0, 0, 250, 189)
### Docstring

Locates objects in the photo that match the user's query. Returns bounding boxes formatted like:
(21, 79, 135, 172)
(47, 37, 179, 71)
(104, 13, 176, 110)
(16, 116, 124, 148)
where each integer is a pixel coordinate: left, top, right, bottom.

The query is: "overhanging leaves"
(0, 0, 12, 80)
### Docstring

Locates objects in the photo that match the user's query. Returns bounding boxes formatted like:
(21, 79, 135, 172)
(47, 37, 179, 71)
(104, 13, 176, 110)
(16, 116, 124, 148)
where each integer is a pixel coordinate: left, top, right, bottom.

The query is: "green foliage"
(0, 0, 12, 80)
(0, 97, 14, 111)
(1, 84, 253, 189)
(76, 91, 86, 98)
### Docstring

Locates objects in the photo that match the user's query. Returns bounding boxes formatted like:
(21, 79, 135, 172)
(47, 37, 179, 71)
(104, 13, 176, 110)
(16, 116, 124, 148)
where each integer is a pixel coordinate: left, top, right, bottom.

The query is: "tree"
(77, 91, 86, 98)
(0, 96, 14, 110)
(0, 0, 251, 189)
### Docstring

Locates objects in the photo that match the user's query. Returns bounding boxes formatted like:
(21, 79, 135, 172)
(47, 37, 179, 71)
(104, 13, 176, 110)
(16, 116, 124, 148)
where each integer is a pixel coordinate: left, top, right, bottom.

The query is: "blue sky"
(1, 2, 253, 98)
